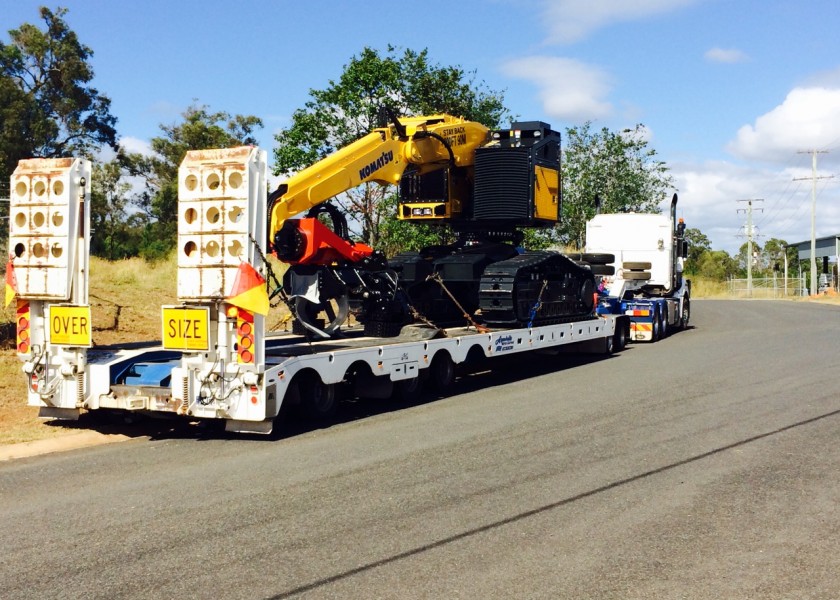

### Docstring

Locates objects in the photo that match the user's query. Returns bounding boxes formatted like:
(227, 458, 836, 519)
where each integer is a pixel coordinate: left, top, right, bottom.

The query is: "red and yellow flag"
(228, 261, 269, 316)
(5, 256, 16, 308)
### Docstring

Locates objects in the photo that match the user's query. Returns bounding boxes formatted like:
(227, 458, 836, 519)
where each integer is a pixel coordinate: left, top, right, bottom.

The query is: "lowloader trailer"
(9, 151, 629, 434)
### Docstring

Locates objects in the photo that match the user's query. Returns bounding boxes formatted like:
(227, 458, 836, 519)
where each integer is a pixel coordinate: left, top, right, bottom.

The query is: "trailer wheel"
(613, 320, 628, 351)
(296, 372, 338, 421)
(428, 352, 455, 394)
(395, 375, 424, 403)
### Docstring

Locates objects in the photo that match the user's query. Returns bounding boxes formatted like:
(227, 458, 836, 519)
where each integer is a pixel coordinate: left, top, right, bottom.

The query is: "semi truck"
(586, 194, 691, 342)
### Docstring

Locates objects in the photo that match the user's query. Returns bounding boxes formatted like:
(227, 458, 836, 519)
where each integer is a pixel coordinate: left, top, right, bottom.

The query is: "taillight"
(16, 300, 30, 354)
(236, 309, 255, 364)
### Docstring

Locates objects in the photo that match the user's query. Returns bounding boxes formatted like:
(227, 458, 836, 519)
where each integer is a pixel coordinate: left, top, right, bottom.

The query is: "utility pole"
(795, 150, 833, 295)
(737, 199, 763, 297)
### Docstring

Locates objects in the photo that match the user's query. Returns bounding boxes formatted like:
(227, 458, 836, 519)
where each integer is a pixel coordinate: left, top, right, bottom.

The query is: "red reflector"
(250, 396, 258, 405)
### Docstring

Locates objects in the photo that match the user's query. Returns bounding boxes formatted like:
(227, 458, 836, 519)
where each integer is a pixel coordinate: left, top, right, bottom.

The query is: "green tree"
(273, 46, 510, 250)
(124, 103, 262, 259)
(762, 237, 798, 274)
(684, 227, 712, 275)
(562, 122, 674, 249)
(697, 250, 737, 280)
(0, 6, 117, 249)
(90, 159, 144, 259)
(0, 7, 117, 179)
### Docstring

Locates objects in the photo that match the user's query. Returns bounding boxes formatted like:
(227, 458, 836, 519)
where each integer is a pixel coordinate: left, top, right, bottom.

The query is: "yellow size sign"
(48, 305, 92, 347)
(161, 306, 210, 351)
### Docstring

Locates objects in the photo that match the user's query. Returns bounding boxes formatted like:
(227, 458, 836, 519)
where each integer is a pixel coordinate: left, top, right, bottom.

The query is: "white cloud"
(541, 0, 699, 44)
(704, 47, 749, 63)
(727, 87, 840, 163)
(118, 136, 154, 156)
(671, 159, 840, 253)
(500, 56, 613, 122)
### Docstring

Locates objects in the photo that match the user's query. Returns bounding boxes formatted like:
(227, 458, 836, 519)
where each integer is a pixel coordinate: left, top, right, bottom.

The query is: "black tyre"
(394, 375, 424, 403)
(651, 310, 660, 342)
(623, 261, 652, 270)
(659, 305, 668, 338)
(296, 373, 338, 421)
(580, 253, 615, 265)
(613, 320, 628, 351)
(589, 264, 615, 276)
(680, 296, 691, 329)
(622, 271, 651, 280)
(428, 352, 455, 394)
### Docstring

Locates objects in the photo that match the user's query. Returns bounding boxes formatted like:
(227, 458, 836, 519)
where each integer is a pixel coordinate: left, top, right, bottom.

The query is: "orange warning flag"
(228, 261, 269, 316)
(5, 256, 16, 308)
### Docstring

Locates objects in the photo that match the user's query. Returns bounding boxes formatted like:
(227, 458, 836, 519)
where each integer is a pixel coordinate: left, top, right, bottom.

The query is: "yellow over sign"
(48, 305, 92, 347)
(162, 306, 210, 351)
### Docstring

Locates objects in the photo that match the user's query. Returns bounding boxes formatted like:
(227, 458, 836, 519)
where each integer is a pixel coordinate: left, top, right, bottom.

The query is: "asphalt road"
(2, 299, 840, 599)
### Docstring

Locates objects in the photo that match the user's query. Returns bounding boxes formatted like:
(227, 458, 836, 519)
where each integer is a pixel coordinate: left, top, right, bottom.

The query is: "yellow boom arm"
(268, 114, 490, 244)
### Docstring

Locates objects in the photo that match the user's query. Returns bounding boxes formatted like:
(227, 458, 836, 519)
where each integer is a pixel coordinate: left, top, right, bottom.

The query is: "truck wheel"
(680, 297, 691, 329)
(651, 311, 660, 342)
(659, 306, 668, 338)
(428, 352, 455, 394)
(580, 253, 615, 265)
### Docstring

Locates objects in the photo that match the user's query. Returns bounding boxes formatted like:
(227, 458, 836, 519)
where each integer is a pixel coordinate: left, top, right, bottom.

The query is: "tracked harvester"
(267, 113, 596, 336)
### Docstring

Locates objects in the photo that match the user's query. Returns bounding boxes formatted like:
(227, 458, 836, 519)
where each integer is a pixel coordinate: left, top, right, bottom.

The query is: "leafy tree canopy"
(273, 46, 510, 249)
(123, 103, 262, 259)
(561, 122, 674, 249)
(0, 6, 117, 181)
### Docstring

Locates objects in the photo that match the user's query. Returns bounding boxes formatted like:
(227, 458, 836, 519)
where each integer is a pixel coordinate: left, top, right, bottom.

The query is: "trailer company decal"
(162, 306, 210, 351)
(494, 334, 515, 353)
(358, 151, 394, 180)
(47, 305, 92, 347)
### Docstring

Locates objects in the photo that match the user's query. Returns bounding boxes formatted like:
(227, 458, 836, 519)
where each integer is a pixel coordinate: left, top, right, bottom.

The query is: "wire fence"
(728, 276, 810, 298)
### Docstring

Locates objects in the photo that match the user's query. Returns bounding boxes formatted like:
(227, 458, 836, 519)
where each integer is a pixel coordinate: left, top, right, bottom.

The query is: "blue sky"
(4, 0, 840, 253)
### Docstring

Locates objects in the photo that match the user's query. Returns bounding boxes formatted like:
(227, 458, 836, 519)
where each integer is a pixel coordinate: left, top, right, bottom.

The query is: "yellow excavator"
(267, 111, 595, 337)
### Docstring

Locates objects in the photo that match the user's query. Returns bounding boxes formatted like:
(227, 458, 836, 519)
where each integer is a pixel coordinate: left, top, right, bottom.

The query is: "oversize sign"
(47, 305, 92, 347)
(162, 306, 210, 351)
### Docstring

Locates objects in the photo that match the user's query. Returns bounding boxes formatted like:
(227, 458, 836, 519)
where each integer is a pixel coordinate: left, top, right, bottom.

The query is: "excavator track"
(478, 251, 596, 326)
